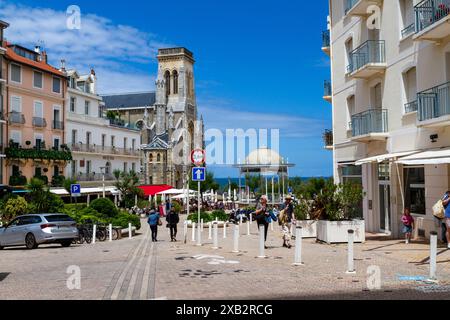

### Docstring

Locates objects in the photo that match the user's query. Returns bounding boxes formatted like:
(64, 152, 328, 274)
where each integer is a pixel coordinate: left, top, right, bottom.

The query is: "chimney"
(60, 59, 66, 72)
(41, 51, 47, 63)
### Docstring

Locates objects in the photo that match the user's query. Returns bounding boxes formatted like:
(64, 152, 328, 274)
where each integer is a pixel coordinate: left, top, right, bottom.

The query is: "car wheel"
(25, 233, 38, 250)
(61, 241, 72, 248)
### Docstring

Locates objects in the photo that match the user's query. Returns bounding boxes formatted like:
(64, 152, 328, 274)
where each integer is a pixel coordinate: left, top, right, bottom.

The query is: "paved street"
(1, 216, 449, 300)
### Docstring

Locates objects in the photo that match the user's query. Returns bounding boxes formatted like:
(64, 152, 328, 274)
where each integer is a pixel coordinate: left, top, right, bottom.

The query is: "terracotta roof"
(4, 43, 65, 77)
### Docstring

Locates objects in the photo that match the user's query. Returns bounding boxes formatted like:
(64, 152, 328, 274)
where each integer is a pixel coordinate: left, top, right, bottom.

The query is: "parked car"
(0, 214, 78, 250)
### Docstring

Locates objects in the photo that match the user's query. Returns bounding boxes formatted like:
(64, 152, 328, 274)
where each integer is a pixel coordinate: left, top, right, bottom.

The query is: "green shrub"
(111, 211, 141, 230)
(187, 210, 229, 223)
(211, 210, 228, 221)
(90, 198, 118, 218)
(171, 201, 182, 213)
(51, 175, 65, 187)
(2, 197, 28, 221)
(9, 175, 27, 186)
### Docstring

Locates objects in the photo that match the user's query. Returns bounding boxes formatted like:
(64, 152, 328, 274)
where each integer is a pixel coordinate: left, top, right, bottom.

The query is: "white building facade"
(326, 0, 450, 239)
(64, 69, 141, 186)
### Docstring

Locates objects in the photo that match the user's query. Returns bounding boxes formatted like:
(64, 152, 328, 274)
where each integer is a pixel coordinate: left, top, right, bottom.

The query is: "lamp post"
(100, 166, 106, 198)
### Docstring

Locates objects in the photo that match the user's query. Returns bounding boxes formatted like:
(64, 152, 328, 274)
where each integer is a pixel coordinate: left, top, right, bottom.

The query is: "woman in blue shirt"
(442, 191, 450, 249)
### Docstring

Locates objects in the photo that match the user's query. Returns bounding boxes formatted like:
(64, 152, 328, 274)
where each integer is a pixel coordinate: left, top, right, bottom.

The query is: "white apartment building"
(64, 68, 141, 186)
(326, 0, 450, 239)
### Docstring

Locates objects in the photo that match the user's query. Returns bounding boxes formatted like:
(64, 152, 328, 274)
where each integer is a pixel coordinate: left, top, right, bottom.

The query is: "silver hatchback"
(0, 214, 78, 250)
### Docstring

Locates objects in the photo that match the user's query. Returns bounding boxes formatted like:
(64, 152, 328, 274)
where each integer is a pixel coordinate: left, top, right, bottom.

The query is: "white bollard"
(208, 222, 212, 240)
(250, 212, 253, 224)
(429, 231, 438, 281)
(212, 223, 219, 249)
(201, 219, 204, 232)
(346, 229, 356, 274)
(192, 222, 196, 242)
(257, 225, 266, 258)
(109, 224, 113, 242)
(196, 221, 202, 246)
(240, 214, 243, 225)
(129, 223, 132, 239)
(183, 221, 187, 239)
(247, 220, 251, 236)
(92, 224, 97, 244)
(223, 222, 227, 239)
(293, 226, 304, 266)
(232, 224, 239, 253)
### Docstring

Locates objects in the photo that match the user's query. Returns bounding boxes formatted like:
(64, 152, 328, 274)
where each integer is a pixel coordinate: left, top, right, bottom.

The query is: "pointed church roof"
(143, 133, 170, 150)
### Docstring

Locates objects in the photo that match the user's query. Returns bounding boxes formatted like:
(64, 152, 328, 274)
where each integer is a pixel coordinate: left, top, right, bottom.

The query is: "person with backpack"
(278, 206, 292, 248)
(442, 191, 450, 249)
(166, 209, 180, 242)
(255, 195, 270, 249)
(148, 210, 161, 242)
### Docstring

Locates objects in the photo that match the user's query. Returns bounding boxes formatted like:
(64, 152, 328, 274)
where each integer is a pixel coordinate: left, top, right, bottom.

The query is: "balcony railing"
(69, 143, 140, 157)
(32, 117, 47, 128)
(345, 0, 359, 14)
(52, 120, 64, 130)
(418, 81, 450, 121)
(401, 23, 415, 38)
(109, 118, 140, 131)
(415, 0, 450, 33)
(9, 112, 25, 124)
(323, 129, 333, 148)
(324, 80, 332, 97)
(346, 40, 386, 74)
(76, 173, 115, 182)
(405, 100, 418, 113)
(351, 109, 388, 137)
(322, 30, 330, 48)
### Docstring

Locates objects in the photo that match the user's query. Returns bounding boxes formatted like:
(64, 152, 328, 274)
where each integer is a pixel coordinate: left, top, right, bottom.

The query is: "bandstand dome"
(244, 147, 283, 165)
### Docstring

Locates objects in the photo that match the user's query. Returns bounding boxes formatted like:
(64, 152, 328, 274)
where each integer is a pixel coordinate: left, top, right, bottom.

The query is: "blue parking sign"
(71, 184, 81, 197)
(192, 167, 206, 182)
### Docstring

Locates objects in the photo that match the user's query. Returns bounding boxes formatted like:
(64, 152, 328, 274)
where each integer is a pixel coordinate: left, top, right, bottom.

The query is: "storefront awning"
(138, 185, 173, 196)
(396, 148, 450, 165)
(355, 151, 417, 166)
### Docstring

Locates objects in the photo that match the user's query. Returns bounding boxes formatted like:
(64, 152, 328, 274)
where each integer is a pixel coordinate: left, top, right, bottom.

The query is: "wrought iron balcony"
(69, 143, 140, 157)
(415, 0, 450, 40)
(9, 112, 25, 125)
(76, 173, 115, 182)
(351, 109, 388, 141)
(405, 100, 418, 113)
(401, 23, 415, 38)
(417, 81, 450, 124)
(323, 80, 332, 102)
(109, 118, 140, 131)
(52, 120, 64, 130)
(322, 30, 330, 55)
(32, 117, 47, 128)
(346, 40, 386, 78)
(323, 129, 333, 150)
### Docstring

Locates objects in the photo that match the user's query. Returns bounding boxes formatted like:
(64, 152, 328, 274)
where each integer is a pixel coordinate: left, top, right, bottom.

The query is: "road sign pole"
(197, 180, 201, 246)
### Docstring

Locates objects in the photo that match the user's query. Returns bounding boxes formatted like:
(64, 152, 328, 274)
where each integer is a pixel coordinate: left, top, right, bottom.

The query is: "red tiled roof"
(138, 185, 173, 196)
(4, 42, 65, 77)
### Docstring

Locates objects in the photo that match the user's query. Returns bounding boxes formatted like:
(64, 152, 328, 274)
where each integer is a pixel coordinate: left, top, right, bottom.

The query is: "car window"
(8, 218, 21, 227)
(25, 216, 42, 224)
(44, 215, 74, 222)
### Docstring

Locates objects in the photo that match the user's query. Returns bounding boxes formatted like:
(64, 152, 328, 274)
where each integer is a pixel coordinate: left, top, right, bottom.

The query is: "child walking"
(401, 208, 414, 244)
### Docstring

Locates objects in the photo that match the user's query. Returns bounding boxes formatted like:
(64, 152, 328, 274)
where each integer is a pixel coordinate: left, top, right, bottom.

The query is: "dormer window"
(70, 77, 76, 89)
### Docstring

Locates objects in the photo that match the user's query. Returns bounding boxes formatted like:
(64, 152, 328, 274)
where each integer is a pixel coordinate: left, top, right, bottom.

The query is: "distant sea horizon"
(214, 177, 327, 188)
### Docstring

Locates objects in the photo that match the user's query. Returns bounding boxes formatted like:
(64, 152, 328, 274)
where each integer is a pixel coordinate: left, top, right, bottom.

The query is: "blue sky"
(0, 0, 332, 178)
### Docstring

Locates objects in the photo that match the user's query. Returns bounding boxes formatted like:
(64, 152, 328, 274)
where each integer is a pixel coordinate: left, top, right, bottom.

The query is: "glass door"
(379, 183, 391, 233)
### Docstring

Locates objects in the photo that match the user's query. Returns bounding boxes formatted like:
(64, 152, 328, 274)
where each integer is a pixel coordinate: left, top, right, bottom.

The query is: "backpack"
(433, 199, 445, 219)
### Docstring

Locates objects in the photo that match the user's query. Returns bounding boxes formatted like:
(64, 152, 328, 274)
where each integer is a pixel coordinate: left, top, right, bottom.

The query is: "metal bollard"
(247, 220, 251, 236)
(212, 222, 219, 249)
(232, 224, 239, 253)
(192, 222, 196, 242)
(129, 223, 132, 239)
(208, 222, 212, 240)
(293, 226, 304, 266)
(196, 220, 202, 246)
(223, 222, 227, 239)
(257, 225, 266, 258)
(109, 224, 113, 242)
(92, 224, 97, 244)
(346, 229, 356, 274)
(201, 219, 204, 232)
(429, 231, 438, 281)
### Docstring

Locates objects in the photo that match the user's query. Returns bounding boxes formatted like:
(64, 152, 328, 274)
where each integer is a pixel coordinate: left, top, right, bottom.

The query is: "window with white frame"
(347, 95, 355, 130)
(11, 96, 21, 112)
(11, 64, 21, 83)
(33, 71, 43, 89)
(52, 77, 61, 93)
(123, 162, 128, 173)
(34, 101, 43, 118)
(34, 133, 44, 148)
(123, 137, 127, 149)
(132, 139, 136, 150)
(132, 163, 136, 173)
(10, 130, 21, 145)
(404, 167, 425, 215)
(84, 100, 90, 115)
(70, 97, 76, 113)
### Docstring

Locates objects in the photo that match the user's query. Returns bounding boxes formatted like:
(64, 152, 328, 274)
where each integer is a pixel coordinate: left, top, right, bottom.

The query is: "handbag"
(158, 219, 162, 226)
(433, 199, 445, 219)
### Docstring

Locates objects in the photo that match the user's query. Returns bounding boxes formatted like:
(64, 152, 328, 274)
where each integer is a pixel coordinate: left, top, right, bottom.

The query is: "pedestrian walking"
(278, 208, 292, 248)
(442, 191, 450, 249)
(401, 207, 414, 244)
(166, 209, 180, 242)
(281, 195, 295, 239)
(148, 210, 161, 242)
(255, 195, 270, 249)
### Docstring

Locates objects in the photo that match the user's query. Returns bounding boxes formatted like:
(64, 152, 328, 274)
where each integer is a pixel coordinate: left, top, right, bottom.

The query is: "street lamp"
(100, 166, 106, 198)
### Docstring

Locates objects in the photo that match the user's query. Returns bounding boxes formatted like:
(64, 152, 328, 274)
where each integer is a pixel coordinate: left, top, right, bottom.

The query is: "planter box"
(296, 220, 317, 238)
(317, 220, 365, 244)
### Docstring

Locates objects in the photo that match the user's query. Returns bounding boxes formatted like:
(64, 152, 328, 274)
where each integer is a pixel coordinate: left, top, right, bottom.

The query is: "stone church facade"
(102, 48, 203, 189)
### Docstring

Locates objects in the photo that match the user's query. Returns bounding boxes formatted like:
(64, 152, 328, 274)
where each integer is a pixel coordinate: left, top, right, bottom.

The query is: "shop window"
(404, 167, 425, 215)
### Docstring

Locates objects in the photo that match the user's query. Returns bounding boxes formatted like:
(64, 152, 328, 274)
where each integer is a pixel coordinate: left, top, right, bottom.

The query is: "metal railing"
(68, 143, 140, 156)
(418, 81, 450, 121)
(322, 30, 330, 48)
(323, 129, 333, 147)
(405, 100, 418, 113)
(351, 109, 388, 137)
(415, 0, 450, 33)
(76, 173, 115, 182)
(345, 0, 360, 14)
(52, 120, 64, 130)
(324, 80, 332, 97)
(401, 23, 415, 38)
(109, 119, 140, 131)
(346, 40, 386, 74)
(32, 117, 47, 128)
(9, 112, 25, 124)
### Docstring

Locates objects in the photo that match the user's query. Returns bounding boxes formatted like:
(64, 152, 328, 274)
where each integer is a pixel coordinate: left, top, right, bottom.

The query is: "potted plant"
(294, 197, 318, 238)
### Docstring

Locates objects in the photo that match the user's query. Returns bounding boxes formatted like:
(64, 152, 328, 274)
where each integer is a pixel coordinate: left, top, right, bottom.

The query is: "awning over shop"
(157, 188, 196, 195)
(355, 151, 417, 166)
(397, 148, 450, 165)
(50, 187, 119, 196)
(138, 185, 173, 196)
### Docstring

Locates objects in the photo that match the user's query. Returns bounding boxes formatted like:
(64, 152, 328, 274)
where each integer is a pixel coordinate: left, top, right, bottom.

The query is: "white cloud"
(0, 1, 170, 93)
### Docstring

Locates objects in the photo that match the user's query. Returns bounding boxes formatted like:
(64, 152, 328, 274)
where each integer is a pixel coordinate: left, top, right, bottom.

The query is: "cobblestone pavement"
(0, 216, 449, 300)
